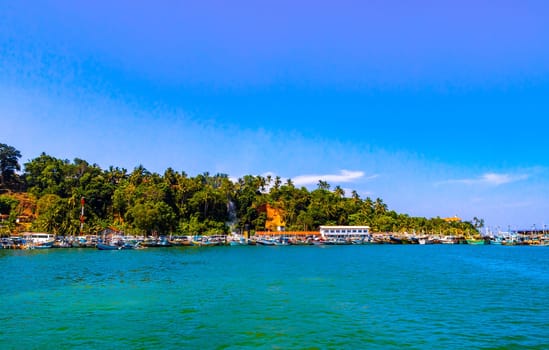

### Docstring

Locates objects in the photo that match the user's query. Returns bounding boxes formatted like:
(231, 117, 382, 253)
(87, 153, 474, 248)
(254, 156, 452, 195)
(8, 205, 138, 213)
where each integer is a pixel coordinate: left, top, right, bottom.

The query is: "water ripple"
(0, 246, 548, 349)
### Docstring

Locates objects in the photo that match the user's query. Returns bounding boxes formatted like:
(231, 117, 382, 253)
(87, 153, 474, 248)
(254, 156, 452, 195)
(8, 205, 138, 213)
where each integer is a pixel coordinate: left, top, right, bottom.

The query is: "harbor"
(2, 225, 549, 249)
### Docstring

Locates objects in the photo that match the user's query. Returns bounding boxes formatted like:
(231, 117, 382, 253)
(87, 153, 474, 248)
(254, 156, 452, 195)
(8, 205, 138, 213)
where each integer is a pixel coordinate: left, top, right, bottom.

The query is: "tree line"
(0, 143, 481, 237)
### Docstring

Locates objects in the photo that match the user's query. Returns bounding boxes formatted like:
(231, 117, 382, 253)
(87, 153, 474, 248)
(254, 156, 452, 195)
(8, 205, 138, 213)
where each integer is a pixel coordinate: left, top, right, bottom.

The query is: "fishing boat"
(142, 237, 173, 247)
(100, 241, 140, 250)
(256, 238, 277, 246)
(312, 238, 326, 246)
(97, 242, 121, 250)
(229, 237, 248, 246)
(466, 238, 486, 245)
(1, 237, 26, 249)
(274, 237, 292, 245)
(328, 237, 349, 245)
(96, 236, 139, 250)
(440, 236, 457, 244)
(23, 232, 55, 249)
(169, 236, 194, 246)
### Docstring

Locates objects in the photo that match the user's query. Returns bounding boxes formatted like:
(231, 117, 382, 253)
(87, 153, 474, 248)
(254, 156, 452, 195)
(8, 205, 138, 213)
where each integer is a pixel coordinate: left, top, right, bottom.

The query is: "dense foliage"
(0, 143, 22, 190)
(0, 144, 480, 236)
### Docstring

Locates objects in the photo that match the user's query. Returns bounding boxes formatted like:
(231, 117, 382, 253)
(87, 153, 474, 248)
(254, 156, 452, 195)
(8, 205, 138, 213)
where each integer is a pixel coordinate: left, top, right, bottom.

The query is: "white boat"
(229, 237, 248, 246)
(23, 232, 55, 249)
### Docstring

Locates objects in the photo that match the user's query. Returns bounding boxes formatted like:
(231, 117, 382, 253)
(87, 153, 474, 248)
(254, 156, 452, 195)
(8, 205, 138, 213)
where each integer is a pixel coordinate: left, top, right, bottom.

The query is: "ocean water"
(1, 245, 548, 349)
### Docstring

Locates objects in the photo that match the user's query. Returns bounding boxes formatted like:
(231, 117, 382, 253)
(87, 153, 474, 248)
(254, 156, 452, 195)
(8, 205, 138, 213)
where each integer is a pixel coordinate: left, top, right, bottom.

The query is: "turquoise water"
(1, 245, 548, 349)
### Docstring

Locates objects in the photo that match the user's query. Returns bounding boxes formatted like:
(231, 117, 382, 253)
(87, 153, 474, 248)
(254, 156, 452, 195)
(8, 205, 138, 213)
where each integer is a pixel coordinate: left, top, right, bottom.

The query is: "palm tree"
(285, 178, 294, 188)
(334, 185, 345, 198)
(317, 180, 330, 191)
(129, 165, 150, 186)
(274, 176, 282, 190)
(374, 197, 387, 215)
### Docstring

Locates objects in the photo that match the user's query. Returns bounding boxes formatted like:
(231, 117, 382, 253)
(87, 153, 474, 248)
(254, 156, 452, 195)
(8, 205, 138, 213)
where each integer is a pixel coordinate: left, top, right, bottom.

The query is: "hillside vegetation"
(0, 144, 481, 237)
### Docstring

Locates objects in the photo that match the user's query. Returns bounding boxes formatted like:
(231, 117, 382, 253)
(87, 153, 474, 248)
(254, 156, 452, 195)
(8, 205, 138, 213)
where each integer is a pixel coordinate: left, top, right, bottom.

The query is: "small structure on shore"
(319, 225, 371, 240)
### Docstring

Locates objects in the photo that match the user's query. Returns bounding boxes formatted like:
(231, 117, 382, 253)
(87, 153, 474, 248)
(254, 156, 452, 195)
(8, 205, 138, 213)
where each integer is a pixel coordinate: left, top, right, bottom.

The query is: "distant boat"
(97, 242, 121, 250)
(191, 236, 224, 246)
(418, 237, 436, 245)
(466, 238, 486, 245)
(23, 233, 55, 249)
(332, 238, 349, 245)
(440, 236, 457, 244)
(33, 241, 54, 249)
(169, 236, 194, 246)
(256, 238, 277, 246)
(97, 237, 138, 250)
(142, 237, 172, 247)
(229, 238, 248, 246)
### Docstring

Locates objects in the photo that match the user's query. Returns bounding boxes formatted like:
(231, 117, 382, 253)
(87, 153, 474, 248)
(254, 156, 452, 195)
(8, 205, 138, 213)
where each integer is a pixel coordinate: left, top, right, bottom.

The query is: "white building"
(22, 232, 55, 243)
(319, 225, 371, 240)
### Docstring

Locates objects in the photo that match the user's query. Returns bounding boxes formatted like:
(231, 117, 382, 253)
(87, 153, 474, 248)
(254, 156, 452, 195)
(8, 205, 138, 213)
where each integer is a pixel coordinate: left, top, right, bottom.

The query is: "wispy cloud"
(438, 172, 529, 186)
(229, 170, 376, 193)
(292, 170, 376, 187)
(340, 188, 373, 198)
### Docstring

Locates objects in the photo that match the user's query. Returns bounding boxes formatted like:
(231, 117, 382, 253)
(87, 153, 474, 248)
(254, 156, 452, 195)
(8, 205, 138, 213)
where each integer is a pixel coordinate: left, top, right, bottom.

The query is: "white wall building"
(319, 225, 371, 240)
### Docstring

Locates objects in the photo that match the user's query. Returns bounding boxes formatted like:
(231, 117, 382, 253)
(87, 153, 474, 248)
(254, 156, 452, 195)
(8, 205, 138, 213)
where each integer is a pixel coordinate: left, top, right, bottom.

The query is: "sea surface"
(1, 245, 548, 349)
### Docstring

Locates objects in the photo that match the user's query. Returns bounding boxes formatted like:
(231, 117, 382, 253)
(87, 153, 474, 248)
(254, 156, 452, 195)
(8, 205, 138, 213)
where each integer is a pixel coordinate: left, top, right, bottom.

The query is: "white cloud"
(292, 170, 375, 187)
(340, 187, 373, 198)
(482, 173, 530, 185)
(438, 172, 529, 186)
(228, 171, 376, 194)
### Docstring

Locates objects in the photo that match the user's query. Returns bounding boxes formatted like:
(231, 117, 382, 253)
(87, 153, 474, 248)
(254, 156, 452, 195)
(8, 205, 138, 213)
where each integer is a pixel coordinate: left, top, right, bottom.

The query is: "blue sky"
(2, 0, 549, 231)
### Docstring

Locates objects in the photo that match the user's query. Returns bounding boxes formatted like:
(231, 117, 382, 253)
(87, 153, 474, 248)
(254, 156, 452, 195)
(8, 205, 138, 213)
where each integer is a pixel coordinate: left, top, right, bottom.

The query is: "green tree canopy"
(0, 143, 22, 190)
(1, 143, 482, 237)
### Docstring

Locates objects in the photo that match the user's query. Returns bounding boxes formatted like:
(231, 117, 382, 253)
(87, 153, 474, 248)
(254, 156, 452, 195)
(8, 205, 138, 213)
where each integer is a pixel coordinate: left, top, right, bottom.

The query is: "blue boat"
(256, 238, 277, 246)
(23, 233, 55, 249)
(229, 238, 248, 246)
(97, 242, 121, 250)
(33, 241, 54, 249)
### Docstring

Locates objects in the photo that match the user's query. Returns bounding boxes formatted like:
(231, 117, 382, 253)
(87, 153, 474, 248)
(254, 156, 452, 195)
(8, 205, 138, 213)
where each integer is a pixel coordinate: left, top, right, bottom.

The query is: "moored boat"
(169, 236, 194, 246)
(22, 232, 55, 249)
(466, 238, 486, 245)
(97, 242, 121, 250)
(229, 238, 248, 246)
(142, 236, 173, 247)
(97, 236, 140, 250)
(256, 238, 277, 246)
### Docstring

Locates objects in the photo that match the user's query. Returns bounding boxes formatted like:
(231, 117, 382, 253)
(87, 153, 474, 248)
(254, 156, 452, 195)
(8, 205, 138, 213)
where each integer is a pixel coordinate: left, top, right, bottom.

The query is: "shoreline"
(2, 231, 548, 249)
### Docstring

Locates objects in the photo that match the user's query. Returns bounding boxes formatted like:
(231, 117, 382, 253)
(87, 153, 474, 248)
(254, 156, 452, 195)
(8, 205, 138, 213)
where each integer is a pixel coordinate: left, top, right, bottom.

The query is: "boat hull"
(466, 239, 486, 245)
(97, 243, 120, 250)
(33, 241, 55, 249)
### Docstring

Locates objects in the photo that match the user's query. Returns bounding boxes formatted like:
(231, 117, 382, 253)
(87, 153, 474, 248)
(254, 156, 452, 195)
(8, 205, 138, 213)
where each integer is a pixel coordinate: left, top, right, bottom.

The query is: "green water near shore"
(1, 245, 548, 349)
